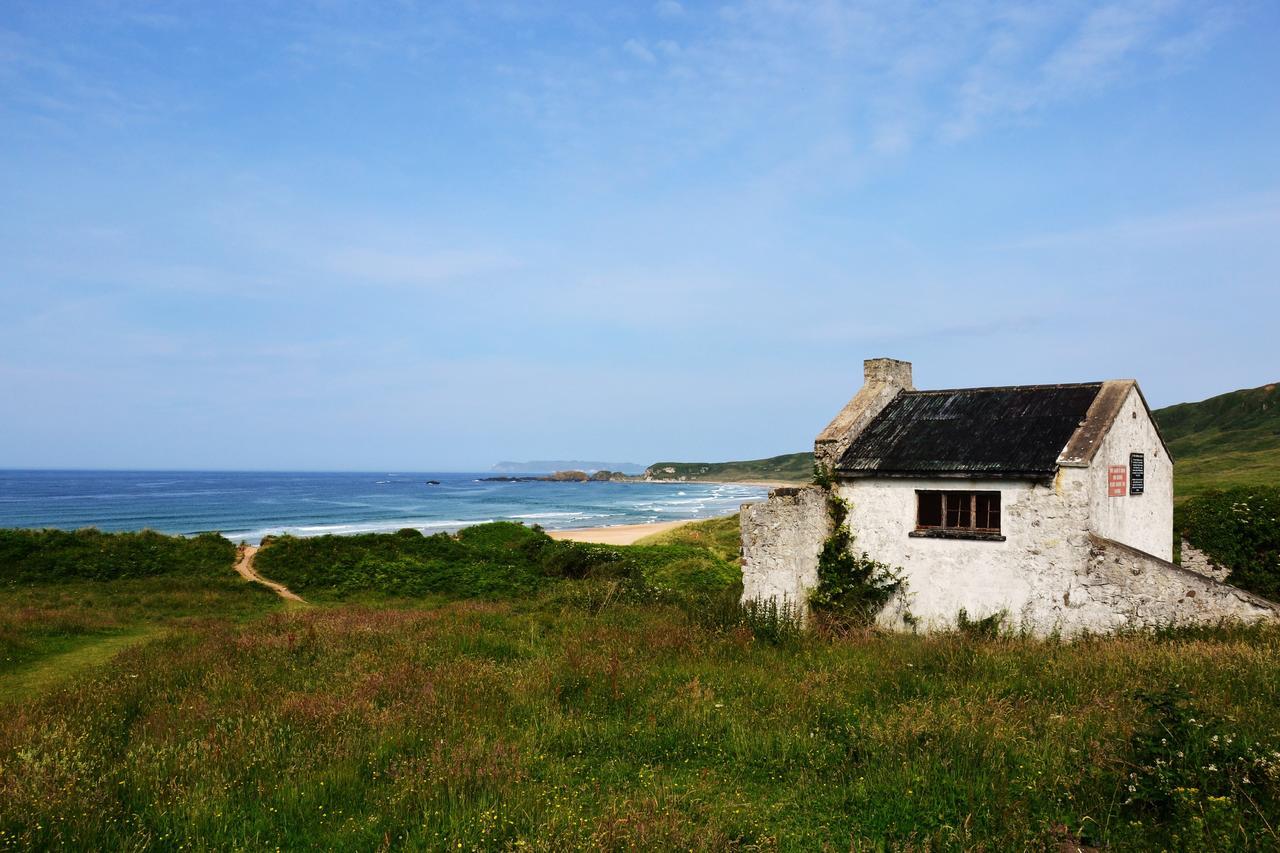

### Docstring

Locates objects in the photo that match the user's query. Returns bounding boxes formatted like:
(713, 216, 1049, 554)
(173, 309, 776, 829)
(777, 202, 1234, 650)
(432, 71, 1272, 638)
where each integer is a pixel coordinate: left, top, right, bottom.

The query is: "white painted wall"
(835, 475, 1091, 632)
(1082, 387, 1174, 560)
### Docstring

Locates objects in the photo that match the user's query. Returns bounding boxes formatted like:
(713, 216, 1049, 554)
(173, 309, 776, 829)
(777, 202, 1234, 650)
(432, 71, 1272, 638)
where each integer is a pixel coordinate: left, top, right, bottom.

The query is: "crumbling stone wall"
(740, 486, 829, 614)
(1180, 539, 1230, 581)
(1065, 535, 1279, 633)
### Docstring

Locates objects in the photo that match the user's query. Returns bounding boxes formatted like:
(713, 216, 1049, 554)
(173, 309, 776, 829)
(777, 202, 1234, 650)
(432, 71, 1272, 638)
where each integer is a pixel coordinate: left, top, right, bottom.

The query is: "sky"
(2, 0, 1278, 471)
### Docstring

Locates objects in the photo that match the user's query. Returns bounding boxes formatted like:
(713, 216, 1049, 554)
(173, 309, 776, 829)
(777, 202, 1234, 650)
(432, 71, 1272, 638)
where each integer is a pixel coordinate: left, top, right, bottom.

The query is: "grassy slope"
(644, 452, 813, 483)
(1152, 381, 1280, 498)
(634, 514, 742, 562)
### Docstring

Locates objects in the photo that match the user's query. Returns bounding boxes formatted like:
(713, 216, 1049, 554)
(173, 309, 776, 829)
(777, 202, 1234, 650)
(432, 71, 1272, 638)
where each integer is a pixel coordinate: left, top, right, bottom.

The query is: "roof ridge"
(903, 381, 1106, 396)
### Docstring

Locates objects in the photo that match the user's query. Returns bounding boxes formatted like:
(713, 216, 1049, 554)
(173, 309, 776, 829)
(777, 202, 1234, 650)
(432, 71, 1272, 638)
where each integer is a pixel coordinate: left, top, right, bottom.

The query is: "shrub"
(0, 528, 235, 582)
(956, 608, 1007, 639)
(689, 591, 803, 645)
(1177, 486, 1280, 600)
(253, 523, 743, 601)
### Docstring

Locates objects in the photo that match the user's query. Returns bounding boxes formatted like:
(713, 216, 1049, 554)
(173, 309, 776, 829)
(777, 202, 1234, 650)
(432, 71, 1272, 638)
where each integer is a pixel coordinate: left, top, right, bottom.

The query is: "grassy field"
(0, 530, 279, 685)
(2, 524, 1280, 849)
(3, 594, 1279, 849)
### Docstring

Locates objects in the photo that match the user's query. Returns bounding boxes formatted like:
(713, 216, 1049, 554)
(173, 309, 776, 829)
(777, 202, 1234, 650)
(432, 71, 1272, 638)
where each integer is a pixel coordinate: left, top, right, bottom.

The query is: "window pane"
(944, 492, 971, 528)
(975, 492, 1001, 531)
(917, 492, 942, 527)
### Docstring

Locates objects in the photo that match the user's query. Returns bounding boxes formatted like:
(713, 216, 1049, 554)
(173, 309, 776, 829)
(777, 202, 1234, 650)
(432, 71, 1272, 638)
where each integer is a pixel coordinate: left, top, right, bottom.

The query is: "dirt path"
(235, 545, 306, 603)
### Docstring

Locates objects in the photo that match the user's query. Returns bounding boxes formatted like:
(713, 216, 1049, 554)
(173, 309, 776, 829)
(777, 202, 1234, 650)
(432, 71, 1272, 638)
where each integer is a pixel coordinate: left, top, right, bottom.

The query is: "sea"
(0, 470, 768, 544)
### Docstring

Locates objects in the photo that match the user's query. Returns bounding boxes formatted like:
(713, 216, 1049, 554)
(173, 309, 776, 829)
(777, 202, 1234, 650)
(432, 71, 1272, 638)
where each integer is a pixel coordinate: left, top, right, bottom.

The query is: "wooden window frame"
(910, 490, 1005, 541)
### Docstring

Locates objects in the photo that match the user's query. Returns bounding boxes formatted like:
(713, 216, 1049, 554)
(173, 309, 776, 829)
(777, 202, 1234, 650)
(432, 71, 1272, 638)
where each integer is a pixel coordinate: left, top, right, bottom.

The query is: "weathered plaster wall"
(1083, 387, 1174, 560)
(835, 476, 1091, 632)
(740, 487, 828, 611)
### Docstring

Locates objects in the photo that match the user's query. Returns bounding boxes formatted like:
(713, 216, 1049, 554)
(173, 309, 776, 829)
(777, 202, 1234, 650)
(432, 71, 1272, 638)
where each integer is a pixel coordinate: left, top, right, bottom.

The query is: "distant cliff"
(643, 453, 813, 483)
(491, 461, 646, 475)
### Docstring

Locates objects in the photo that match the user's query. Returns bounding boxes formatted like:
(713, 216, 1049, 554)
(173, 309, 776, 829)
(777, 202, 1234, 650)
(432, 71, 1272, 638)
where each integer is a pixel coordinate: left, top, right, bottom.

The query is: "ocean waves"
(0, 471, 771, 544)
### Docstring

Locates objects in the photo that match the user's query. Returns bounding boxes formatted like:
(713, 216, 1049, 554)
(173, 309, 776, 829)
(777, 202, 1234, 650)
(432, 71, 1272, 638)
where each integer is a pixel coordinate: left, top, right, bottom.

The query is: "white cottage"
(741, 358, 1278, 635)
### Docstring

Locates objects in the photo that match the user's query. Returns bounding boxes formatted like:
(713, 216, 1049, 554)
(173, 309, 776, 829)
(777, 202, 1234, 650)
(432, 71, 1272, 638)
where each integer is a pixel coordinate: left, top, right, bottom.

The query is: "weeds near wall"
(692, 593, 804, 645)
(956, 608, 1007, 639)
(1121, 684, 1280, 848)
(809, 467, 906, 628)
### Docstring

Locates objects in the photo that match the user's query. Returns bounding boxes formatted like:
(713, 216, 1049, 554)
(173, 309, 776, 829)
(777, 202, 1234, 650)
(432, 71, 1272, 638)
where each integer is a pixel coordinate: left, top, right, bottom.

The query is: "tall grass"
(0, 530, 274, 677)
(2, 601, 1278, 849)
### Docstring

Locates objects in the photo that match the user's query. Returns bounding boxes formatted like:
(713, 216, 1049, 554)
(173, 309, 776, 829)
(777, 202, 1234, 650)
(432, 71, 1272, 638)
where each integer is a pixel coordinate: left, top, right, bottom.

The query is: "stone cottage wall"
(740, 486, 829, 614)
(834, 474, 1094, 633)
(1070, 535, 1279, 632)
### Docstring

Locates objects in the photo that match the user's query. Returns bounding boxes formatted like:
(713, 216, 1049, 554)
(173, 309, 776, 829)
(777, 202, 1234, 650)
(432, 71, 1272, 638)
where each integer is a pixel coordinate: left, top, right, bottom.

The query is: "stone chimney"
(814, 358, 914, 472)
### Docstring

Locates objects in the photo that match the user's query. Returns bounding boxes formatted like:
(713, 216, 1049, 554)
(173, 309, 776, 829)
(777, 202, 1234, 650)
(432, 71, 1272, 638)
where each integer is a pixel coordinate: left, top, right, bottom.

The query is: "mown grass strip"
(0, 627, 162, 703)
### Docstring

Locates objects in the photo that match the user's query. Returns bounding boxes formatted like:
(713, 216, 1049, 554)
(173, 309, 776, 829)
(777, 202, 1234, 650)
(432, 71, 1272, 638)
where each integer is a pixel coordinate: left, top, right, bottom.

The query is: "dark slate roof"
(835, 383, 1104, 478)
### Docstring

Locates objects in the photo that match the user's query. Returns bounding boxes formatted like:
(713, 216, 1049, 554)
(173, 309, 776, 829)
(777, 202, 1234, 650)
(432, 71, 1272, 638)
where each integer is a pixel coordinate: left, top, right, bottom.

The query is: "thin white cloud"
(994, 192, 1280, 251)
(623, 38, 656, 63)
(654, 1, 685, 19)
(323, 248, 523, 287)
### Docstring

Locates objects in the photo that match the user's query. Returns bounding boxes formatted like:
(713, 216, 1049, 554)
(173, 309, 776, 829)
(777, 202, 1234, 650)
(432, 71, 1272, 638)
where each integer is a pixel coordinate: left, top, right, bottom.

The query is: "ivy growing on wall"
(809, 465, 907, 626)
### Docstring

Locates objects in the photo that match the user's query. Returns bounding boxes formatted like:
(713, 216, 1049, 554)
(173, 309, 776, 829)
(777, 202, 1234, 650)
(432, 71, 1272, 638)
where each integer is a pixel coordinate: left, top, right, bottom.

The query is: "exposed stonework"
(1180, 539, 1231, 582)
(813, 358, 913, 471)
(1077, 535, 1278, 631)
(740, 486, 828, 614)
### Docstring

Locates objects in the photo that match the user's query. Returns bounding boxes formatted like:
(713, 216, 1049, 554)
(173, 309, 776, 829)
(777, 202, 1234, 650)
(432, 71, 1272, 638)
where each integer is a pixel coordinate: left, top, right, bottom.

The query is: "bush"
(0, 528, 235, 582)
(1177, 486, 1280, 600)
(688, 591, 803, 645)
(956, 608, 1007, 639)
(254, 522, 744, 601)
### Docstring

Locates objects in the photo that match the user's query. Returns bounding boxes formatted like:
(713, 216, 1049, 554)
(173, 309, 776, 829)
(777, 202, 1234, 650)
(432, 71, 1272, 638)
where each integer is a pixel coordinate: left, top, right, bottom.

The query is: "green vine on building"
(809, 465, 907, 626)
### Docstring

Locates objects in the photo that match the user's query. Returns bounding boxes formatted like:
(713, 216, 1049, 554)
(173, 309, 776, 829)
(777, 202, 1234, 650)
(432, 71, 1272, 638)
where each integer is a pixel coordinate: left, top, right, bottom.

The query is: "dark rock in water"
(425, 480, 441, 485)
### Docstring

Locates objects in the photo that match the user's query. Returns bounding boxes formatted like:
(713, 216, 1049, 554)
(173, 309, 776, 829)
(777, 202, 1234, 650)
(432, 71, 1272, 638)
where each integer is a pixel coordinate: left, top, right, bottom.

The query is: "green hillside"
(1153, 382, 1280, 498)
(644, 452, 814, 483)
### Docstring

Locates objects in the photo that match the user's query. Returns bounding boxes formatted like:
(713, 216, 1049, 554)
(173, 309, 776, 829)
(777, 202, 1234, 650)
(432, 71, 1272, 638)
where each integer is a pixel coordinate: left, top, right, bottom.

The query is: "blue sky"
(2, 1, 1278, 471)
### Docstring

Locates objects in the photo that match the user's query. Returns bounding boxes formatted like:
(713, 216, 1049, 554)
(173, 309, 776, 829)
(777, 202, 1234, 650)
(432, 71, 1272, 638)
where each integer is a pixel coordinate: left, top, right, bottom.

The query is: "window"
(913, 490, 1002, 539)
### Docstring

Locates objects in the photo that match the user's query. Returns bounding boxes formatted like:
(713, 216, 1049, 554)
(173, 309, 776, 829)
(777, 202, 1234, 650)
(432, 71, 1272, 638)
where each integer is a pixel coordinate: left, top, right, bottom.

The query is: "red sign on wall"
(1108, 465, 1127, 497)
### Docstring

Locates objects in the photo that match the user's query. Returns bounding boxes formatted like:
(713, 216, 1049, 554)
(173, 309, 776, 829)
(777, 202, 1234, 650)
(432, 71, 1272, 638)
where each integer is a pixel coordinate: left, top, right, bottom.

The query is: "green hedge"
(1177, 486, 1280, 601)
(0, 528, 236, 582)
(254, 521, 741, 600)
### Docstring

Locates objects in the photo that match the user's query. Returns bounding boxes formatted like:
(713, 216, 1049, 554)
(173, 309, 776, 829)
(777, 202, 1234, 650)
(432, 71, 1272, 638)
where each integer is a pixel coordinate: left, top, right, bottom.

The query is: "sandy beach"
(547, 519, 691, 545)
(544, 480, 796, 545)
